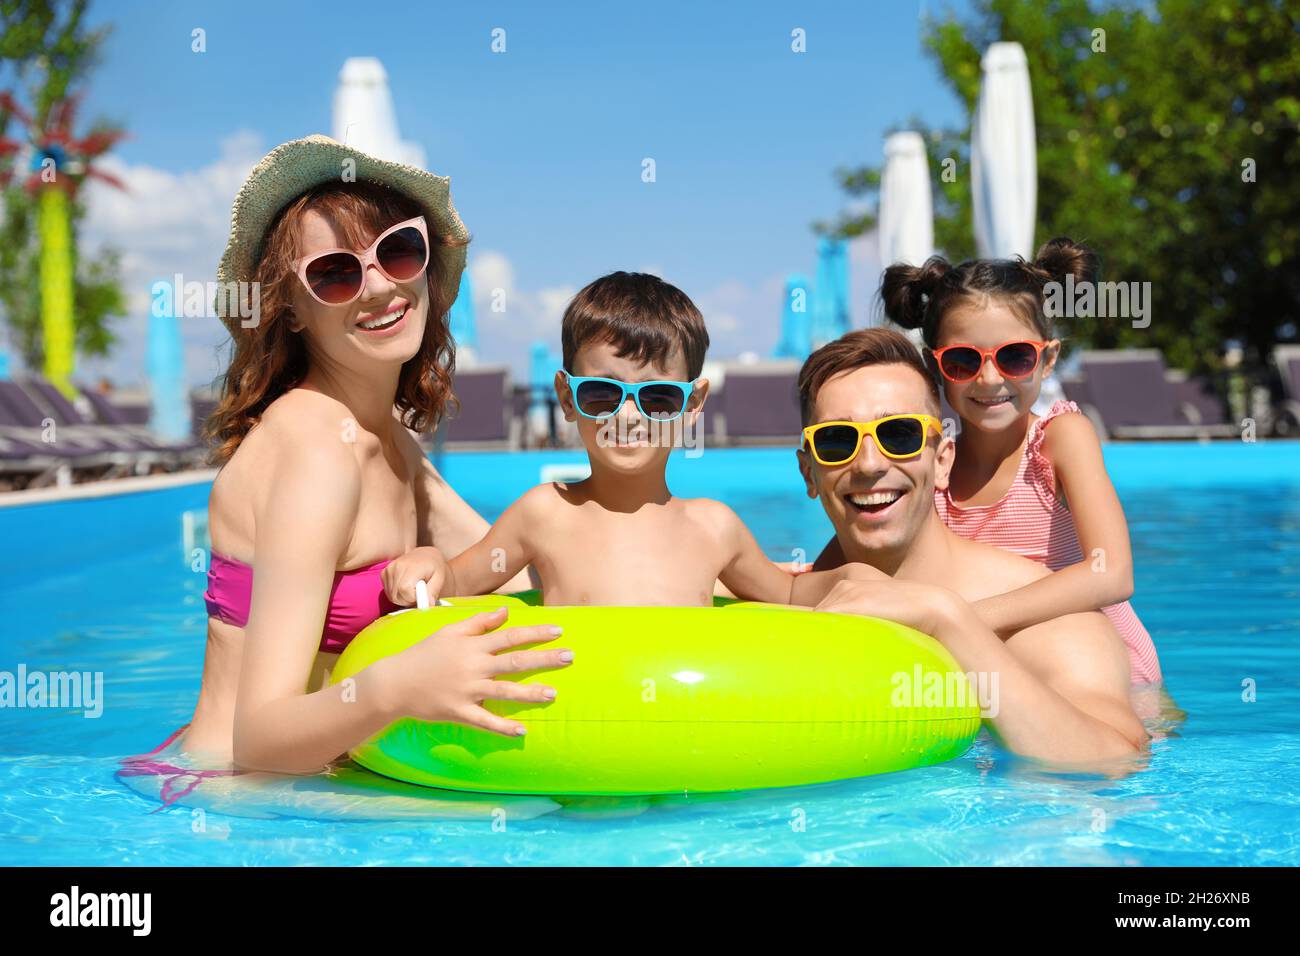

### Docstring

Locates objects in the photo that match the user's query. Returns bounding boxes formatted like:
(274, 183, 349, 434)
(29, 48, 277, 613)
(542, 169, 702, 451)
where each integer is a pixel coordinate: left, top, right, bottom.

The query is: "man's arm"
(790, 561, 887, 606)
(816, 580, 1146, 763)
(1002, 610, 1148, 750)
(811, 534, 846, 571)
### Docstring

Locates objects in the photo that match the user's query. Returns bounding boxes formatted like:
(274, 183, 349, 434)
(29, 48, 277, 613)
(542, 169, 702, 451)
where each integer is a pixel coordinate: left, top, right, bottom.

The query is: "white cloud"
(693, 275, 785, 350)
(76, 130, 265, 390)
(452, 255, 885, 379)
(464, 249, 576, 373)
(471, 251, 578, 337)
(457, 258, 793, 380)
(64, 136, 882, 393)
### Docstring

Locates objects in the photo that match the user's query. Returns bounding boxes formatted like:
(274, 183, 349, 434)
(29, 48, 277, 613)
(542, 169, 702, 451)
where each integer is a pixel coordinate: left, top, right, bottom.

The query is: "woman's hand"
(383, 545, 450, 606)
(369, 606, 573, 736)
(815, 576, 963, 638)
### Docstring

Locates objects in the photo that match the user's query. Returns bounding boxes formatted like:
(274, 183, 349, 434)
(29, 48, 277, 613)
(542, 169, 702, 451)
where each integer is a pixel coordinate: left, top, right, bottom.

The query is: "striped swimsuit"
(934, 400, 1163, 685)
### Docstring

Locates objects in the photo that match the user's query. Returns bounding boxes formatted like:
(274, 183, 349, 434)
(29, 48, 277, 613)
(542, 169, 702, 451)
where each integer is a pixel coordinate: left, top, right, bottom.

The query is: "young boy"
(384, 271, 874, 606)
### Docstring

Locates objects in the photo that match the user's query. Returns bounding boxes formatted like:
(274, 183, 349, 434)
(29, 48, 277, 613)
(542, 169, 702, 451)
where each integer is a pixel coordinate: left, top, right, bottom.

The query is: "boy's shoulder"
(676, 495, 742, 528)
(515, 480, 569, 511)
(496, 482, 572, 539)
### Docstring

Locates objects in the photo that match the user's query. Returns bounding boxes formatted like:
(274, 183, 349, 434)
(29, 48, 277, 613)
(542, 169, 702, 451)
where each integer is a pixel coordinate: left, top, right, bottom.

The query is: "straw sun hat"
(216, 134, 469, 307)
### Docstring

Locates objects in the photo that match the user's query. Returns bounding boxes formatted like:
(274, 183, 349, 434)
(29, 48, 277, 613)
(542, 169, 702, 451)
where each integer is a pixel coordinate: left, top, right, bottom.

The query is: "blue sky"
(12, 0, 976, 387)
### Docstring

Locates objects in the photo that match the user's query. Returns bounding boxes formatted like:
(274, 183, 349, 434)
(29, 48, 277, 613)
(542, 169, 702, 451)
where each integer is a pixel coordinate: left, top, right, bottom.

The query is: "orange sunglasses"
(929, 340, 1049, 383)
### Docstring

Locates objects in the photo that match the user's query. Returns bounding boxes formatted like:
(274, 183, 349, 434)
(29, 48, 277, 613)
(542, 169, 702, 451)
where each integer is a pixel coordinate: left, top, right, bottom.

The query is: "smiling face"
(798, 363, 953, 559)
(556, 338, 708, 476)
(287, 208, 429, 366)
(932, 297, 1059, 433)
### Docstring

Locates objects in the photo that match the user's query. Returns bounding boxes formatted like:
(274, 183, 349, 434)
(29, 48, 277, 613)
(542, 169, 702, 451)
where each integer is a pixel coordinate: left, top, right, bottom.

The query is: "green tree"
(0, 0, 126, 378)
(825, 0, 1300, 374)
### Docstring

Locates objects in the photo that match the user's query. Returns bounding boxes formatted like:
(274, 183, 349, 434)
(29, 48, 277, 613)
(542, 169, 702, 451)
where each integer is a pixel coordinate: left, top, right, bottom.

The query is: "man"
(798, 328, 1146, 762)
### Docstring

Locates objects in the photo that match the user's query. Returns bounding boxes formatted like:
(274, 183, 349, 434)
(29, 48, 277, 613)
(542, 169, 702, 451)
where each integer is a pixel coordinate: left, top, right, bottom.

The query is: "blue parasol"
(772, 273, 812, 359)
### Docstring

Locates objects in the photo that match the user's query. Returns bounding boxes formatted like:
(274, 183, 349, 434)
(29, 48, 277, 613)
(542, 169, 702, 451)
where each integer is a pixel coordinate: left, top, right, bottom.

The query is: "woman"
(138, 136, 571, 787)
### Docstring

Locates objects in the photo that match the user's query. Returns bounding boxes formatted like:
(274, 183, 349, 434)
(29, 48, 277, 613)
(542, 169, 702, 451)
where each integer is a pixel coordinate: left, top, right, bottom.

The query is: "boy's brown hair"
(797, 328, 941, 424)
(561, 272, 710, 379)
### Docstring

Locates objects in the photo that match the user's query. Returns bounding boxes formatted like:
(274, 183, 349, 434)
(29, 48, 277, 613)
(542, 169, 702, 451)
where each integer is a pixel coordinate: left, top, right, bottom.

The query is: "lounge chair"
(1073, 350, 1239, 440)
(0, 381, 136, 456)
(23, 380, 174, 453)
(1059, 373, 1109, 436)
(438, 366, 512, 448)
(84, 385, 213, 458)
(0, 386, 117, 488)
(0, 424, 91, 481)
(16, 379, 198, 470)
(190, 393, 219, 442)
(80, 388, 158, 436)
(0, 433, 80, 488)
(1273, 345, 1300, 437)
(714, 361, 803, 445)
(1165, 368, 1233, 429)
(509, 384, 534, 448)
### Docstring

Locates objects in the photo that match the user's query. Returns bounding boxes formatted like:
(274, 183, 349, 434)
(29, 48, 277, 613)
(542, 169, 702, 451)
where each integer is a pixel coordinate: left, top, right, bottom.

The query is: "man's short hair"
(796, 328, 941, 424)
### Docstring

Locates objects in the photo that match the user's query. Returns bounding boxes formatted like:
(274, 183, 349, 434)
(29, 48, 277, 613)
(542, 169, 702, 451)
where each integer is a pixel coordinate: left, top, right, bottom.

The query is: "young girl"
(882, 237, 1162, 684)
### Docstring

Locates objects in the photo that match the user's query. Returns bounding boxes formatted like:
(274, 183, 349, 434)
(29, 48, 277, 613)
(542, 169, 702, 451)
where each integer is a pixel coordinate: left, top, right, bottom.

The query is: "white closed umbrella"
(971, 42, 1036, 260)
(970, 42, 1060, 413)
(879, 131, 934, 269)
(332, 57, 426, 168)
(878, 131, 933, 340)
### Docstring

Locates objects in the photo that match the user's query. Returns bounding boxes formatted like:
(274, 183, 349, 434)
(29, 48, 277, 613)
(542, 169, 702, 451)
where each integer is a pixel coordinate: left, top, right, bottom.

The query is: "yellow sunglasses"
(801, 414, 943, 466)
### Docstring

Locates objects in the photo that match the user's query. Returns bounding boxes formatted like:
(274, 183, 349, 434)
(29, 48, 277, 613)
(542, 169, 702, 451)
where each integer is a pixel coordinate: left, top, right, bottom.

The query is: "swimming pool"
(1, 442, 1297, 866)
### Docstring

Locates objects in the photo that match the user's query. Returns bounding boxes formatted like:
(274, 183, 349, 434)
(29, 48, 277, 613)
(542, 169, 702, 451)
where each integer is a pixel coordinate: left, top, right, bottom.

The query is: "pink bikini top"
(203, 551, 401, 653)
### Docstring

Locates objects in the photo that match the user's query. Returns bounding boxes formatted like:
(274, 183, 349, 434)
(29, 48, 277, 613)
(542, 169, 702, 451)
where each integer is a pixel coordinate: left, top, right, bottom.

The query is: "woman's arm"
(816, 579, 1144, 762)
(232, 434, 569, 773)
(416, 455, 536, 592)
(972, 414, 1135, 635)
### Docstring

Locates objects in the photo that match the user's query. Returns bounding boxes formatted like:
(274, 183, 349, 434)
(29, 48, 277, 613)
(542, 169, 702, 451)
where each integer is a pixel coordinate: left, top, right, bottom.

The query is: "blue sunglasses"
(560, 370, 698, 422)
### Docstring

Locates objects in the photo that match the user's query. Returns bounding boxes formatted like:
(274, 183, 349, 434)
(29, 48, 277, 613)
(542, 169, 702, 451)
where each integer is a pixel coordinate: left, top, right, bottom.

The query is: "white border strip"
(0, 468, 218, 508)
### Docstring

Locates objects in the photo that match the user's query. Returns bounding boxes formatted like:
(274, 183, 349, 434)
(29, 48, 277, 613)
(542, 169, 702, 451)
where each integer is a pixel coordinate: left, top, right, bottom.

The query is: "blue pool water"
(1, 442, 1298, 866)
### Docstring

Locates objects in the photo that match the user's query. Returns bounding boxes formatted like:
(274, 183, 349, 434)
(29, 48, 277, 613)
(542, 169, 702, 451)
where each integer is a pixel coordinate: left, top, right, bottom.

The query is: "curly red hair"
(205, 181, 465, 463)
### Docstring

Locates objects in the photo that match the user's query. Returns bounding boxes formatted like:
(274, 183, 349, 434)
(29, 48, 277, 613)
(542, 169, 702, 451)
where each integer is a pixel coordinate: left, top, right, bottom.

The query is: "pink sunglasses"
(292, 216, 430, 306)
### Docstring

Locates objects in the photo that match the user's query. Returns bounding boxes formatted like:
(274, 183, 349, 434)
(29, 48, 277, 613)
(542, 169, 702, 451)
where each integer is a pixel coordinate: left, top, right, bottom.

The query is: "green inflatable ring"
(330, 592, 982, 795)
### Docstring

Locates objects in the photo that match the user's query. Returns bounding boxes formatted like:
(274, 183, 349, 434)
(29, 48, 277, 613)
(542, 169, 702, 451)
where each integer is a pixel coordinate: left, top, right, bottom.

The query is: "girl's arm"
(232, 436, 568, 773)
(415, 454, 536, 593)
(973, 413, 1136, 634)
